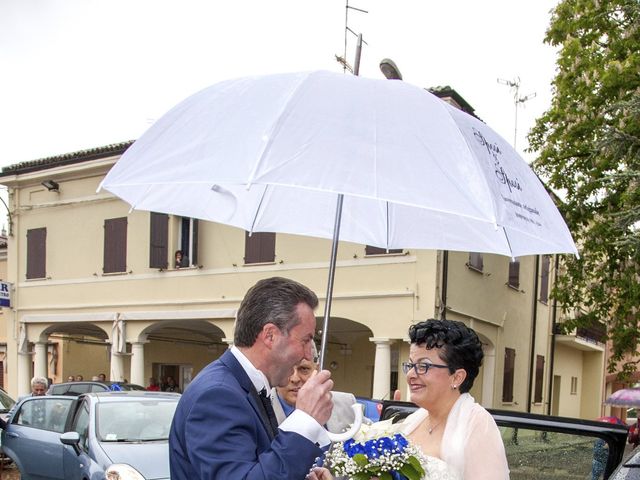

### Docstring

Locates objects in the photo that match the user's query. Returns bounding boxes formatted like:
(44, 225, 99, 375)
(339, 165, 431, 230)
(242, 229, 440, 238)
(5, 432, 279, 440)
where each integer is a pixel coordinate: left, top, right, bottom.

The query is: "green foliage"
(400, 462, 424, 480)
(528, 0, 640, 378)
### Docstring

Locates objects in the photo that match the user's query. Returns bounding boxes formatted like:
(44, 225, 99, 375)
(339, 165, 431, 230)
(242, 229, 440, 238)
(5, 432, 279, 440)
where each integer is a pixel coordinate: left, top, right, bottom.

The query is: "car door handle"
(6, 432, 18, 438)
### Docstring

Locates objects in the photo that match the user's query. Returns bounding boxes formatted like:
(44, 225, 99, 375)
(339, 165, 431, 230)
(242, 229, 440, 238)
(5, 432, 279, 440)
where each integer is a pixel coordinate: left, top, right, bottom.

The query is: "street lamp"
(379, 58, 403, 80)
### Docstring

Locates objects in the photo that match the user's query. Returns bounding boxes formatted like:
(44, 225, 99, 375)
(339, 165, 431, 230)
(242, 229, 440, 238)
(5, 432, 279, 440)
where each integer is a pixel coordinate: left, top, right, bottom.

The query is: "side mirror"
(60, 431, 81, 455)
(325, 403, 364, 443)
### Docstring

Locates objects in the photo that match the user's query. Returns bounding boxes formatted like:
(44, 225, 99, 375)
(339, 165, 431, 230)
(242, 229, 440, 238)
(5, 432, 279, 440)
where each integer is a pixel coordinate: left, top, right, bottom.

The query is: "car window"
(90, 384, 108, 393)
(49, 384, 70, 395)
(502, 425, 612, 479)
(97, 399, 178, 442)
(14, 397, 74, 433)
(71, 400, 91, 452)
(66, 384, 93, 395)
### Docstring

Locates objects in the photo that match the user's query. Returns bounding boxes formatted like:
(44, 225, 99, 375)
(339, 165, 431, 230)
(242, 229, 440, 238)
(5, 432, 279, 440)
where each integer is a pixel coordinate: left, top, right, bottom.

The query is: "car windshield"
(97, 400, 177, 442)
(0, 388, 15, 412)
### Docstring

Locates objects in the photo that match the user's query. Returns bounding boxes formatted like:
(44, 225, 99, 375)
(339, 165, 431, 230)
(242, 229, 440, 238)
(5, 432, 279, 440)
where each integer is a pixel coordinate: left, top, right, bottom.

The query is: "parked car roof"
(47, 381, 146, 396)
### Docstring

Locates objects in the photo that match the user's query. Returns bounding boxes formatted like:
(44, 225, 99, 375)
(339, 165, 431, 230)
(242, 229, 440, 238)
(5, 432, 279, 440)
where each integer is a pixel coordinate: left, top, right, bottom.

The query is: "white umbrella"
(99, 70, 577, 365)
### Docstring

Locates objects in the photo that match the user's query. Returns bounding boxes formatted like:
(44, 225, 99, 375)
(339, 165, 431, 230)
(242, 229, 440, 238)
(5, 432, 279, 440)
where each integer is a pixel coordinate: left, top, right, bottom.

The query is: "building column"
(17, 351, 31, 396)
(33, 342, 48, 381)
(110, 348, 125, 382)
(130, 342, 146, 387)
(482, 349, 496, 408)
(370, 337, 393, 400)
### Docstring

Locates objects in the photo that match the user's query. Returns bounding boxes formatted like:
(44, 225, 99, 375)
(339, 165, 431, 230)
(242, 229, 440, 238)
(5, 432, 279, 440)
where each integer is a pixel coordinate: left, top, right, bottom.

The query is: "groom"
(169, 277, 334, 479)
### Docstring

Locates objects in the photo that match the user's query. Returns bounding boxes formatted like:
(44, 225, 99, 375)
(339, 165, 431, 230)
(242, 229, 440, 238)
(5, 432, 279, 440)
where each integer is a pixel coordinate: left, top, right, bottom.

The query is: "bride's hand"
(306, 467, 333, 480)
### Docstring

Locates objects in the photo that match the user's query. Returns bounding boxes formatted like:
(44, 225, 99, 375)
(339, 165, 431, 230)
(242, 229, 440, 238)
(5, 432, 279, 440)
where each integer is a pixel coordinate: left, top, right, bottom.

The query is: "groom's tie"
(258, 388, 279, 436)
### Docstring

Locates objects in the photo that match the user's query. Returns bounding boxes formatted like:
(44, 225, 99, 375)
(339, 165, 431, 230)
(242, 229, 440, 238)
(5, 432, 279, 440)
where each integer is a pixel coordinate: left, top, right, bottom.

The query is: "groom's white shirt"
(271, 389, 360, 434)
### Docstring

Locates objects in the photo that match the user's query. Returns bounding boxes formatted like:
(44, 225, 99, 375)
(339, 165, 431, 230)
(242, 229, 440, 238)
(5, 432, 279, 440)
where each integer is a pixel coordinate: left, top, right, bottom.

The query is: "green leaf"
(400, 464, 421, 480)
(352, 453, 368, 467)
(408, 455, 425, 475)
(352, 473, 369, 480)
(400, 463, 424, 480)
(379, 473, 393, 480)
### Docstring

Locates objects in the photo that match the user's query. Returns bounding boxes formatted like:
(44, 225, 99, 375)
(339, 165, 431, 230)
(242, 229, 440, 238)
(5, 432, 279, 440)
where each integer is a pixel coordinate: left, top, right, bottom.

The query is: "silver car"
(1, 391, 179, 480)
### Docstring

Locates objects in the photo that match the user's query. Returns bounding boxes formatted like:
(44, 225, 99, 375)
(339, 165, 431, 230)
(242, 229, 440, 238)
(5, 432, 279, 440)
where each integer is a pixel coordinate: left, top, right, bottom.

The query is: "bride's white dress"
(399, 393, 510, 480)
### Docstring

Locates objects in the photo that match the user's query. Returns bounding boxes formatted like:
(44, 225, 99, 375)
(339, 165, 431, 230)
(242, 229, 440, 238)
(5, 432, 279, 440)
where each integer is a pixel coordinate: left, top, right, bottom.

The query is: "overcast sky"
(0, 0, 559, 168)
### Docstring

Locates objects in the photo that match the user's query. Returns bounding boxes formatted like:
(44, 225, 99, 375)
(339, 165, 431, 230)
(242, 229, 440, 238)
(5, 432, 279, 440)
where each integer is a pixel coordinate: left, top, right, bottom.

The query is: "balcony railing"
(554, 323, 607, 344)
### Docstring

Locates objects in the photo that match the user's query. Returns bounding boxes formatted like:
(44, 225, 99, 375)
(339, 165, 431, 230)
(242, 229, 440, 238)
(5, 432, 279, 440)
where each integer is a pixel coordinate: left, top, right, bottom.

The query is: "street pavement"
(1, 461, 19, 479)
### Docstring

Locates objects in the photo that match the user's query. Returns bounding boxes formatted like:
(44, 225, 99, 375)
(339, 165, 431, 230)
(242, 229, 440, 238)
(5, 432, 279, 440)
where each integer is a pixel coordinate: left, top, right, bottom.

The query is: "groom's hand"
(296, 369, 334, 425)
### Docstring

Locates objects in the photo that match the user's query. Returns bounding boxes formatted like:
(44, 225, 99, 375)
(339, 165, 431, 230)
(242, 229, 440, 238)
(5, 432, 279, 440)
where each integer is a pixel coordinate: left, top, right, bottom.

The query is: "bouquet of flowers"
(324, 419, 425, 480)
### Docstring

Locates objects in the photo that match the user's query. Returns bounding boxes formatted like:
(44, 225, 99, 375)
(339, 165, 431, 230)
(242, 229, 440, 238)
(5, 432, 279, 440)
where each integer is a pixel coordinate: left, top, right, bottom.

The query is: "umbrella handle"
(325, 403, 364, 443)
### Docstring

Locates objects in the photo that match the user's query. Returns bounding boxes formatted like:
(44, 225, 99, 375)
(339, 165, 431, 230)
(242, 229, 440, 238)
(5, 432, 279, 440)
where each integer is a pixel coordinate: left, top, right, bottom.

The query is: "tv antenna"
(497, 77, 536, 149)
(335, 1, 368, 74)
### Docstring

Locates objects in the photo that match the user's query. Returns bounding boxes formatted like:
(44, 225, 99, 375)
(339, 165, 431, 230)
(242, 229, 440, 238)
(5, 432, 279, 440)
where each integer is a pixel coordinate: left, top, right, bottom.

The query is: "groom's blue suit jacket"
(169, 349, 322, 479)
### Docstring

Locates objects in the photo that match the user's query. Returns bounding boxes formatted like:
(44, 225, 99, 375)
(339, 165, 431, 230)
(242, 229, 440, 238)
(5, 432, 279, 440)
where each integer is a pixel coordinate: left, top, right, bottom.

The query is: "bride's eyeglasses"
(402, 361, 449, 375)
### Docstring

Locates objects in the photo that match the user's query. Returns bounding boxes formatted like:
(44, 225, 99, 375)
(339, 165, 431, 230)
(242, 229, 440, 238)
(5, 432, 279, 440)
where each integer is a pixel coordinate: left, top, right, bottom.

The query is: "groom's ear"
(259, 323, 278, 348)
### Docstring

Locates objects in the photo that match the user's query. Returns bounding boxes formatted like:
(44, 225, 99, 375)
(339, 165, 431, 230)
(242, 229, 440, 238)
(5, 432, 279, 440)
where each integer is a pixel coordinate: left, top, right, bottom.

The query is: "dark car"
(0, 387, 16, 423)
(611, 445, 640, 479)
(47, 381, 146, 396)
(381, 400, 629, 480)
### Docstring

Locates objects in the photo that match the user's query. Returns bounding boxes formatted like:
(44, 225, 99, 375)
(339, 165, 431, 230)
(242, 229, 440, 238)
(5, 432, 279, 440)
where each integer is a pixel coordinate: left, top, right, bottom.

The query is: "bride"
(310, 319, 510, 480)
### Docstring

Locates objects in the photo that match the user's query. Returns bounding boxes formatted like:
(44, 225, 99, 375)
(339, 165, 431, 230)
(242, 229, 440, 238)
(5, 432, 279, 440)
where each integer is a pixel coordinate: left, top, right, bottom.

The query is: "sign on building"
(0, 281, 10, 307)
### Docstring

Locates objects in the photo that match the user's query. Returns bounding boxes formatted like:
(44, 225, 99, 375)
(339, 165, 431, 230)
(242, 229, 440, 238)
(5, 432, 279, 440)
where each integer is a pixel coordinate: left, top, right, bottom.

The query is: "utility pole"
(497, 77, 536, 150)
(335, 1, 368, 73)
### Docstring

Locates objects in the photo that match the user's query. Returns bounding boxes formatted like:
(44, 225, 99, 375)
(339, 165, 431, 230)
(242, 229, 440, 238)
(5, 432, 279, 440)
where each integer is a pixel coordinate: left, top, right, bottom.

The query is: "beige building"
(0, 141, 605, 419)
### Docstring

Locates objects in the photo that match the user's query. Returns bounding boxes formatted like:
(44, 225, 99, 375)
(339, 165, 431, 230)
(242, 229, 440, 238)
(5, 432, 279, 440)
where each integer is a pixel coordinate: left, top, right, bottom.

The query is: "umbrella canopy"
(606, 388, 640, 408)
(100, 70, 578, 371)
(100, 70, 577, 258)
(596, 415, 626, 425)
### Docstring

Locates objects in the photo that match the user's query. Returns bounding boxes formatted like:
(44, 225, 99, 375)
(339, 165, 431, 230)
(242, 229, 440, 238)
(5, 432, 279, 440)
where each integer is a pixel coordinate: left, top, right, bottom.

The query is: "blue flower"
(364, 439, 379, 458)
(377, 436, 395, 453)
(344, 440, 365, 457)
(390, 471, 409, 480)
(394, 433, 409, 450)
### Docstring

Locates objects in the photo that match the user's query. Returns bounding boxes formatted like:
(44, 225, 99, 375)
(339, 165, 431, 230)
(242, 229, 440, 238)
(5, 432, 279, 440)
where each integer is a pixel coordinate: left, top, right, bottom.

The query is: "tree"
(528, 0, 640, 378)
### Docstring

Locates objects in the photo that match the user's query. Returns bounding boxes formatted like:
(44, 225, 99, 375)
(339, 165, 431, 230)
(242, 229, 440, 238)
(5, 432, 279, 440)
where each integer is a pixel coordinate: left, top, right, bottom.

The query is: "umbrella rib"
(246, 73, 311, 187)
(501, 226, 515, 259)
(386, 201, 390, 251)
(249, 185, 269, 234)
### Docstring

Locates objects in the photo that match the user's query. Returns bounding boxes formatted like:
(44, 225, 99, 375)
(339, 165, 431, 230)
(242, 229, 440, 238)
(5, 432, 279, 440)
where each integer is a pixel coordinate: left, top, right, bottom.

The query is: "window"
(539, 255, 550, 303)
(72, 401, 91, 451)
(508, 258, 520, 289)
(534, 355, 545, 403)
(26, 227, 46, 279)
(149, 212, 168, 269)
(244, 231, 275, 264)
(15, 397, 73, 432)
(502, 347, 516, 402)
(179, 217, 198, 266)
(571, 376, 578, 395)
(468, 252, 483, 272)
(103, 217, 127, 274)
(365, 245, 403, 255)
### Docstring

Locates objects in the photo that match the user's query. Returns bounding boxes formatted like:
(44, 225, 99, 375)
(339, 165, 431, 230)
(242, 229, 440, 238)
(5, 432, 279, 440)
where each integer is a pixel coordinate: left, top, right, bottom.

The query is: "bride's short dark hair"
(408, 319, 484, 393)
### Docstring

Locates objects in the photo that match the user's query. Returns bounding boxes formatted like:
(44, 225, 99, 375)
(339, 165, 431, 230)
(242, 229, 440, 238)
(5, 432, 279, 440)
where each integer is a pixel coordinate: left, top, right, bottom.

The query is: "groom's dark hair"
(234, 277, 318, 347)
(409, 319, 484, 393)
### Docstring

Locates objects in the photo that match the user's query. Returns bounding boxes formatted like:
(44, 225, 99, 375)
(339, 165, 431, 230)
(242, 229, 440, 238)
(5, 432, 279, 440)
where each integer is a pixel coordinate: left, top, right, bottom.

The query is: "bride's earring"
(450, 384, 457, 390)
